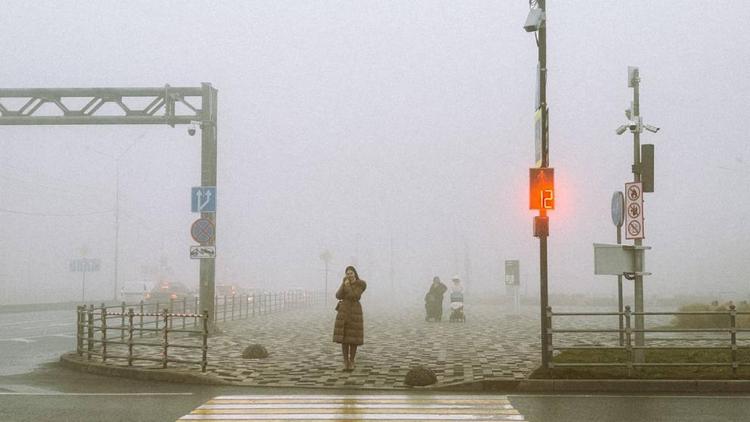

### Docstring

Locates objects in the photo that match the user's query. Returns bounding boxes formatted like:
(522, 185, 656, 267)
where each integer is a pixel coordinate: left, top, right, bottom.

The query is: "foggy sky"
(1, 1, 749, 304)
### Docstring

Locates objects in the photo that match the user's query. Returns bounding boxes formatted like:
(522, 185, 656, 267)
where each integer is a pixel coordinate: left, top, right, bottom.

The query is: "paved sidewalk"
(67, 300, 543, 389)
(207, 301, 541, 388)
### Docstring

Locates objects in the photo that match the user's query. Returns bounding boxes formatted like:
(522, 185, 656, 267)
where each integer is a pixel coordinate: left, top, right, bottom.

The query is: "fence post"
(87, 304, 94, 360)
(201, 310, 209, 373)
(100, 303, 107, 362)
(155, 301, 160, 331)
(119, 301, 125, 342)
(162, 308, 169, 369)
(238, 294, 243, 319)
(139, 300, 144, 337)
(169, 298, 175, 330)
(182, 297, 187, 329)
(127, 308, 134, 366)
(252, 293, 256, 317)
(194, 296, 199, 327)
(76, 306, 83, 355)
(625, 305, 633, 376)
(730, 304, 738, 377)
(546, 306, 553, 369)
(231, 294, 236, 320)
(214, 296, 219, 323)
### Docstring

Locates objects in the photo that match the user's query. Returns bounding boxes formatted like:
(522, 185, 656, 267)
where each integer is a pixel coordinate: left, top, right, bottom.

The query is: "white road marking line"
(179, 415, 524, 421)
(0, 333, 75, 342)
(0, 318, 70, 328)
(512, 393, 750, 399)
(0, 392, 194, 396)
(21, 322, 75, 331)
(0, 338, 36, 343)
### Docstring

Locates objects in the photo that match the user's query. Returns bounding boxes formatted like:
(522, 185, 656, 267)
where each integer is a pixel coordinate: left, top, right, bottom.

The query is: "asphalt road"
(0, 309, 77, 376)
(4, 364, 750, 422)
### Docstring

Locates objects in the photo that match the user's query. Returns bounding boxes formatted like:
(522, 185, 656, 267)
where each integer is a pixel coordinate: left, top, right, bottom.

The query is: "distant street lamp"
(319, 250, 333, 305)
(87, 135, 143, 301)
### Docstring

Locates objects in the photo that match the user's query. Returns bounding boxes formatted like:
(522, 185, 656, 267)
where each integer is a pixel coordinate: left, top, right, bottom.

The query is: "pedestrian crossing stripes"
(177, 394, 527, 421)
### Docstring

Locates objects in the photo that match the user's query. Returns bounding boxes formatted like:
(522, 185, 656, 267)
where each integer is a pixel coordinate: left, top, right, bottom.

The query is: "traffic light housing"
(529, 167, 554, 210)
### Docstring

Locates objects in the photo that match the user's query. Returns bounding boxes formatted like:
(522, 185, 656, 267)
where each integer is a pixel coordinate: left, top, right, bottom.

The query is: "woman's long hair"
(345, 265, 359, 281)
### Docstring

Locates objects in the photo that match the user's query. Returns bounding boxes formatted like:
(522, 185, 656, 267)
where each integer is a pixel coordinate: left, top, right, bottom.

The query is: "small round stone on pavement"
(242, 344, 269, 359)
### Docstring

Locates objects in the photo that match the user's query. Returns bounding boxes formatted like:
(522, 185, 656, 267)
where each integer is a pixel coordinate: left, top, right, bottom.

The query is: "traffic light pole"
(537, 0, 550, 369)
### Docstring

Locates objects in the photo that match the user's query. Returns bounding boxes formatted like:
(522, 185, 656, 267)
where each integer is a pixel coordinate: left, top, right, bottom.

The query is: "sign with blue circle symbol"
(191, 186, 216, 213)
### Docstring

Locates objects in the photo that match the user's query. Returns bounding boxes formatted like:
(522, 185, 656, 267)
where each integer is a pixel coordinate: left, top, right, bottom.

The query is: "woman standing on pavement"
(332, 265, 367, 372)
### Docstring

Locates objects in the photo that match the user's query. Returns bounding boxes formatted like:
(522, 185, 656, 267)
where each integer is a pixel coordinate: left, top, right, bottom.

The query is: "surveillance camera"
(524, 8, 545, 32)
(644, 124, 660, 133)
(615, 125, 628, 135)
(187, 127, 196, 136)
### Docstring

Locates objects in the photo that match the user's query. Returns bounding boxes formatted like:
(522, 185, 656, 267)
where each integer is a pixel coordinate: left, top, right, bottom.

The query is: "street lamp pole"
(113, 159, 120, 302)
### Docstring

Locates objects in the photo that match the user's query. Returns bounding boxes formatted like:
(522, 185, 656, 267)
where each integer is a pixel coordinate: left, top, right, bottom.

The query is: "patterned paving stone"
(83, 300, 551, 388)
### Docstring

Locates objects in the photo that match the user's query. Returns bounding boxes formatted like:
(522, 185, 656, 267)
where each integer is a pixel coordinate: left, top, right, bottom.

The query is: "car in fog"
(119, 282, 150, 303)
(143, 281, 195, 304)
(216, 284, 242, 297)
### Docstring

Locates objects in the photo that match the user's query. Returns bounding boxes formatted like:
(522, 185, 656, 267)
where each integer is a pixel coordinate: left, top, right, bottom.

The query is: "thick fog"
(1, 1, 749, 305)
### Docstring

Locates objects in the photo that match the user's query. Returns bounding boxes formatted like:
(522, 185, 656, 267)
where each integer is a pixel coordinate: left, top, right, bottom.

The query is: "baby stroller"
(449, 291, 465, 322)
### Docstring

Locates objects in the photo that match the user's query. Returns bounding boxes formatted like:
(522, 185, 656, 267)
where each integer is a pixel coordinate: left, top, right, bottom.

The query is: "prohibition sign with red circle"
(627, 220, 642, 237)
(191, 218, 215, 244)
(628, 203, 641, 218)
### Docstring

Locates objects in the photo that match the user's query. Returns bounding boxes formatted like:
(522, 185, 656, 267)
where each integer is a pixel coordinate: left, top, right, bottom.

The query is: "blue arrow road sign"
(191, 186, 216, 213)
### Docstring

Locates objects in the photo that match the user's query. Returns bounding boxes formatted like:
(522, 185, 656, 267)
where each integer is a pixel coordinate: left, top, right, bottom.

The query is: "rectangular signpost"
(505, 260, 521, 315)
(70, 258, 101, 302)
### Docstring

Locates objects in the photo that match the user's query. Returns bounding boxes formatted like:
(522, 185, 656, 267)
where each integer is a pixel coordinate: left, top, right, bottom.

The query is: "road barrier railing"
(74, 290, 325, 371)
(212, 290, 325, 323)
(76, 305, 208, 372)
(547, 304, 750, 376)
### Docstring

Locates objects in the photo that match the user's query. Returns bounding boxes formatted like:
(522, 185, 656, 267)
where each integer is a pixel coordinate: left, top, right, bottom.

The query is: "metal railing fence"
(76, 305, 208, 372)
(212, 290, 325, 323)
(73, 290, 325, 371)
(547, 304, 750, 375)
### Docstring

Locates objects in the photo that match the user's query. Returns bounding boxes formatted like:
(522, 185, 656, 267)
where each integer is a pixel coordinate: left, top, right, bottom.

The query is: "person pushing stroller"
(449, 275, 465, 322)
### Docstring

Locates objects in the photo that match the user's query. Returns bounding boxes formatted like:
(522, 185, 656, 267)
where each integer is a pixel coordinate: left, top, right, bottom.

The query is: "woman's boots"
(341, 344, 356, 371)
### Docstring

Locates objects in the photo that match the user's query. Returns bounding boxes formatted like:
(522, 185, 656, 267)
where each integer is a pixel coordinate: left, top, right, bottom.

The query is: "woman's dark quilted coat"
(332, 278, 367, 345)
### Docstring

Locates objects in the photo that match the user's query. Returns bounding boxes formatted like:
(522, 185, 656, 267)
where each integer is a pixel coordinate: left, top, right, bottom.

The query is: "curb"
(435, 378, 750, 394)
(59, 353, 230, 386)
(59, 353, 750, 393)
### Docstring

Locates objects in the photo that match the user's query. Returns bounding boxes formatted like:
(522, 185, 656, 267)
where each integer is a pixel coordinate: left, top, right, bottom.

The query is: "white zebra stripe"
(178, 394, 527, 421)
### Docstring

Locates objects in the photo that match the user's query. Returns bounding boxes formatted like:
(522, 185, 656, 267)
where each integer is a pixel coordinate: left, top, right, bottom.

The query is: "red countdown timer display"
(529, 167, 555, 210)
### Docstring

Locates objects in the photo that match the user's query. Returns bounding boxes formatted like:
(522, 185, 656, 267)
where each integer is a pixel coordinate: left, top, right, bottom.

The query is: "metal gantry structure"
(0, 83, 219, 328)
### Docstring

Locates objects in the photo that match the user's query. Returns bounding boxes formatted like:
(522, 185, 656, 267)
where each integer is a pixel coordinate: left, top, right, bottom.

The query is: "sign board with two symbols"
(624, 182, 644, 239)
(190, 186, 216, 259)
